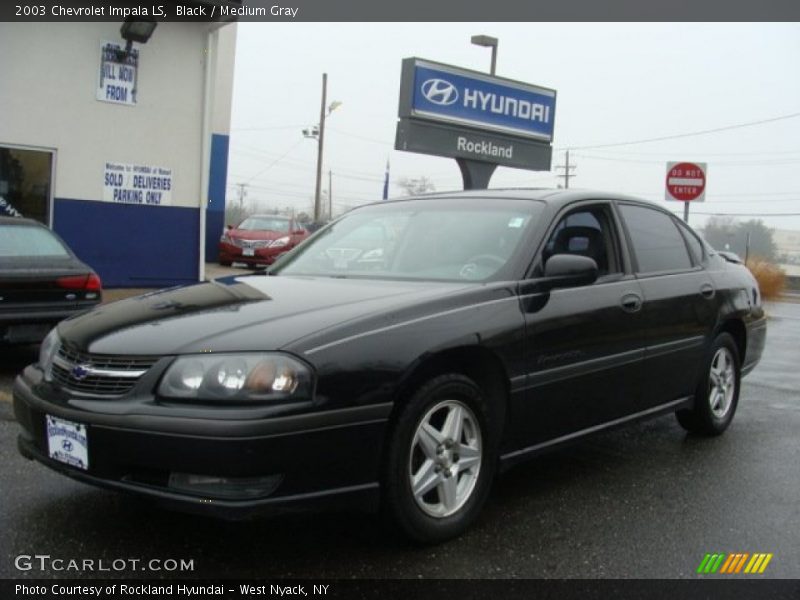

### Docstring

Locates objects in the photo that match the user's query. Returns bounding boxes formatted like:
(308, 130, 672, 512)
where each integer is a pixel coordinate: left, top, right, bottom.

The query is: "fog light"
(167, 472, 283, 499)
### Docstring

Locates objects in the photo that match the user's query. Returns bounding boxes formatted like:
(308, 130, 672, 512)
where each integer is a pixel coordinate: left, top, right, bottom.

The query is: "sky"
(227, 22, 800, 231)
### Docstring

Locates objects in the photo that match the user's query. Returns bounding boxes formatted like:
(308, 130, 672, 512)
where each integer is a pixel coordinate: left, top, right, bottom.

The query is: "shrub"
(746, 258, 786, 300)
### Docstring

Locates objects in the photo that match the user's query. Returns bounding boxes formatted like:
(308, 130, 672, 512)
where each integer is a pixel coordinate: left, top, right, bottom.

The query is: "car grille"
(233, 239, 271, 249)
(50, 345, 159, 396)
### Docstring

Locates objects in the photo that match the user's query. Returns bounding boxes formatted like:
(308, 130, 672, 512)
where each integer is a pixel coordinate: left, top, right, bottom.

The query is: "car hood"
(57, 275, 473, 356)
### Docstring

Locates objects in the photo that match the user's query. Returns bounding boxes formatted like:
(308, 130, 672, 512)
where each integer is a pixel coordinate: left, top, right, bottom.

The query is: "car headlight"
(269, 236, 290, 248)
(157, 353, 313, 402)
(39, 328, 60, 381)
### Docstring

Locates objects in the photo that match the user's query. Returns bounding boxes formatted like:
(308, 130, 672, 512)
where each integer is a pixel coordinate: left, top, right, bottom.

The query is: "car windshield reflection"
(272, 198, 543, 282)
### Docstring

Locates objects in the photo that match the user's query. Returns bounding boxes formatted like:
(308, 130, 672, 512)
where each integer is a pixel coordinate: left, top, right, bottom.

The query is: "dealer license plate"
(46, 415, 89, 470)
(243, 248, 255, 257)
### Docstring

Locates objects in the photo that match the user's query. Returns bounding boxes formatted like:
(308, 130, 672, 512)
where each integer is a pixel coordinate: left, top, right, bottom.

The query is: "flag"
(382, 159, 390, 200)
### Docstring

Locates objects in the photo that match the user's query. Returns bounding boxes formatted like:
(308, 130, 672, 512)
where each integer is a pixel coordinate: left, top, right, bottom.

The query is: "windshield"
(0, 224, 70, 258)
(237, 217, 291, 232)
(272, 198, 543, 282)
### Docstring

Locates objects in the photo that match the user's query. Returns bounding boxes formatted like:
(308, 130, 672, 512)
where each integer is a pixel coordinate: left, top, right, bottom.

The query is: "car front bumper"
(218, 242, 285, 266)
(13, 366, 390, 518)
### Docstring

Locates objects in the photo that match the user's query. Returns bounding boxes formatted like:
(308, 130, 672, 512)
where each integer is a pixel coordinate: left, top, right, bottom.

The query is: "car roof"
(390, 187, 655, 208)
(353, 188, 663, 214)
(245, 214, 291, 220)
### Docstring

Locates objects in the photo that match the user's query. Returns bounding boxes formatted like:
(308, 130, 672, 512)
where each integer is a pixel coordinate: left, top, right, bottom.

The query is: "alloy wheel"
(408, 399, 482, 518)
(708, 347, 736, 419)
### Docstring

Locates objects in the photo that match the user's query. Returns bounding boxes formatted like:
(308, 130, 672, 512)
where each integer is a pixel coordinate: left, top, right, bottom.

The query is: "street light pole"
(313, 73, 327, 223)
(459, 35, 500, 191)
(470, 34, 498, 75)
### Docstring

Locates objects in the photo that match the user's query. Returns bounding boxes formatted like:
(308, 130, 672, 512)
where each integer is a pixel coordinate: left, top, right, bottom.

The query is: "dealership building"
(0, 19, 236, 286)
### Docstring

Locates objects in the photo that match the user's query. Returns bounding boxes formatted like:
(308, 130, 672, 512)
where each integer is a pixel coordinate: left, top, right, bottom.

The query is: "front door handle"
(620, 292, 643, 313)
(700, 283, 716, 299)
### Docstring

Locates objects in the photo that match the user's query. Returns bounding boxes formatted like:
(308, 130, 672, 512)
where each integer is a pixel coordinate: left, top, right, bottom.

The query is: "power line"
(231, 124, 308, 132)
(326, 126, 394, 146)
(231, 143, 392, 181)
(243, 139, 306, 183)
(559, 111, 800, 151)
(578, 148, 800, 158)
(574, 152, 800, 167)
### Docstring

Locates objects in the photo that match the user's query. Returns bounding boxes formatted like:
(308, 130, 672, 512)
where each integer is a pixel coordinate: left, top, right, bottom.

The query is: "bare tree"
(396, 176, 436, 196)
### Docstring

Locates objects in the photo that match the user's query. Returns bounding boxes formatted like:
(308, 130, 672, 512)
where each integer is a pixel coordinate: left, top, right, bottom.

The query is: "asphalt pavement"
(0, 302, 798, 579)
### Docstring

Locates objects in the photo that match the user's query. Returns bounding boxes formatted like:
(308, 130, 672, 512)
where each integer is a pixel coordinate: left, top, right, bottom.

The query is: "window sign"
(103, 162, 172, 206)
(97, 41, 139, 106)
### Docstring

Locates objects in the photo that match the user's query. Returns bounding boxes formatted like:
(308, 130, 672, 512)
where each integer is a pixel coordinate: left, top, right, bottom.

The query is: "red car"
(218, 215, 310, 267)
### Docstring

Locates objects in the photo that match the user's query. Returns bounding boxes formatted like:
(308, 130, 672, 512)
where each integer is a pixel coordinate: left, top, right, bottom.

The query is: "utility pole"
(555, 150, 577, 189)
(313, 73, 327, 223)
(328, 170, 333, 220)
(235, 183, 248, 208)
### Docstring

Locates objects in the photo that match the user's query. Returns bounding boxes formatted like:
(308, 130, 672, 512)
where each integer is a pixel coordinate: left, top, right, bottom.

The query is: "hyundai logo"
(61, 439, 73, 452)
(421, 78, 459, 106)
(71, 364, 90, 381)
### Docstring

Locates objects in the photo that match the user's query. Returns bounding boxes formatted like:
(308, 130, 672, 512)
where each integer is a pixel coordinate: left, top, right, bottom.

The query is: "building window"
(0, 146, 53, 225)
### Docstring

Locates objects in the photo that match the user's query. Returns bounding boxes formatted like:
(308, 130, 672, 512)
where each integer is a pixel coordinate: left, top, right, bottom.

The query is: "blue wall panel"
(205, 133, 230, 262)
(54, 198, 199, 288)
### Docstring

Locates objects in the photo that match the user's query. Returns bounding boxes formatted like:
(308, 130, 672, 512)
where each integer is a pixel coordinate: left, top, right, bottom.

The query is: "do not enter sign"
(665, 162, 707, 202)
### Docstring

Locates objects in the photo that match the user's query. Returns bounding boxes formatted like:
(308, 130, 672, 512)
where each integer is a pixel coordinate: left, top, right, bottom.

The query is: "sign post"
(665, 161, 707, 223)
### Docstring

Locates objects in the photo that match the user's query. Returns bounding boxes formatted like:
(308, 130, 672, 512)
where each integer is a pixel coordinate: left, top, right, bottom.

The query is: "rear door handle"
(620, 292, 643, 313)
(700, 283, 715, 299)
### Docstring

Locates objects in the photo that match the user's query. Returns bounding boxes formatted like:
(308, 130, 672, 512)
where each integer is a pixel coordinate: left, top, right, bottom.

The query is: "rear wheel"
(676, 332, 741, 436)
(383, 374, 497, 543)
(218, 259, 232, 267)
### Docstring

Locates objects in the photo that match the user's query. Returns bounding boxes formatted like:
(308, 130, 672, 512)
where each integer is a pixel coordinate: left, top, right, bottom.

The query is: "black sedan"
(13, 190, 765, 542)
(1, 217, 101, 345)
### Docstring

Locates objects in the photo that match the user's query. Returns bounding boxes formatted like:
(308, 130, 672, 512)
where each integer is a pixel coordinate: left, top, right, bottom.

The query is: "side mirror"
(542, 254, 598, 290)
(226, 224, 233, 230)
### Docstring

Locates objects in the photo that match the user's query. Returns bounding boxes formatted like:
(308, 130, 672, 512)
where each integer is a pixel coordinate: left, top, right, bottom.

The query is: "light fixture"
(470, 34, 499, 75)
(120, 17, 157, 54)
(327, 100, 343, 115)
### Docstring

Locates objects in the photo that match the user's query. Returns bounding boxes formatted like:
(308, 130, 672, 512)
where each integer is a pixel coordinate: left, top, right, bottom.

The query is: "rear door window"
(675, 219, 706, 265)
(618, 204, 692, 274)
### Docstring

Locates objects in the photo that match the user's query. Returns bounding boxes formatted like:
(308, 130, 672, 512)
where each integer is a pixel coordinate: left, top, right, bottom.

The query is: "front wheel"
(676, 332, 741, 436)
(383, 374, 498, 543)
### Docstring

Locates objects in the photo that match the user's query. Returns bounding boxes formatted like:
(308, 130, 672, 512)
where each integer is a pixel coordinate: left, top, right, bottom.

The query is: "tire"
(676, 332, 741, 436)
(218, 260, 233, 267)
(383, 374, 499, 544)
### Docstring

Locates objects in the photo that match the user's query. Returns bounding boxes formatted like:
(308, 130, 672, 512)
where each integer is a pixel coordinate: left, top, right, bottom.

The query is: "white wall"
(0, 22, 234, 209)
(212, 23, 237, 136)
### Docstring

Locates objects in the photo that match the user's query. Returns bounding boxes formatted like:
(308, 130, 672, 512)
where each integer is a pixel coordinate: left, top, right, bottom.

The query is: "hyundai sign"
(399, 58, 557, 142)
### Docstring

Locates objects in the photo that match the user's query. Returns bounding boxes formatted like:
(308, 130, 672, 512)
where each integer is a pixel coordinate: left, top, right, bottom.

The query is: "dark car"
(1, 217, 101, 345)
(14, 190, 765, 542)
(218, 215, 309, 267)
